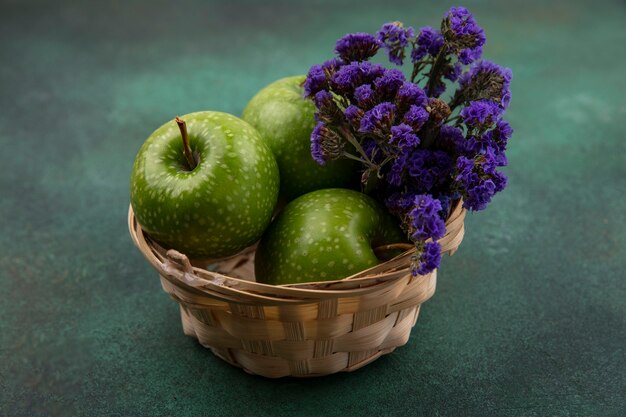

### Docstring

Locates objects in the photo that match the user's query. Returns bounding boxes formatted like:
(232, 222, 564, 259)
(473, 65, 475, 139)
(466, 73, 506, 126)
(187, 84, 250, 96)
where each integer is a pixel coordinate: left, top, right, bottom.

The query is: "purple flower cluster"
(396, 82, 428, 109)
(483, 119, 513, 165)
(304, 6, 513, 275)
(412, 27, 444, 62)
(408, 195, 445, 276)
(310, 122, 343, 165)
(459, 121, 512, 162)
(359, 102, 396, 133)
(406, 149, 453, 191)
(303, 41, 432, 169)
(386, 148, 453, 190)
(303, 58, 344, 97)
(390, 124, 420, 149)
(335, 33, 380, 62)
(403, 105, 430, 130)
(457, 60, 513, 109)
(377, 22, 415, 65)
(461, 99, 503, 130)
(408, 194, 446, 241)
(443, 6, 486, 65)
(416, 242, 442, 275)
(454, 149, 508, 210)
(331, 61, 386, 96)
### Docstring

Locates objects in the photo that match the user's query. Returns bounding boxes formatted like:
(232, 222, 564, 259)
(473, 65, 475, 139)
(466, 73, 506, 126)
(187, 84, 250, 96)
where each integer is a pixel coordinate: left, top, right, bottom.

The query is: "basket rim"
(128, 199, 466, 302)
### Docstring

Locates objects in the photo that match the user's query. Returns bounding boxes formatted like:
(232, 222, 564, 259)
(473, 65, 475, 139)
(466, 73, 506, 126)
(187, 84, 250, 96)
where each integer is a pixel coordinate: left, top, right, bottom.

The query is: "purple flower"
(458, 60, 513, 109)
(465, 178, 498, 211)
(396, 82, 428, 108)
(354, 84, 376, 108)
(443, 6, 486, 65)
(386, 150, 409, 186)
(444, 62, 462, 82)
(455, 135, 481, 157)
(331, 61, 386, 94)
(406, 149, 453, 192)
(304, 65, 327, 98)
(458, 47, 483, 65)
(454, 153, 508, 210)
(377, 21, 416, 65)
(310, 122, 343, 165)
(436, 192, 458, 215)
(311, 123, 326, 165)
(483, 119, 513, 165)
(482, 146, 500, 173)
(359, 102, 396, 133)
(304, 58, 346, 98)
(344, 104, 364, 130)
(458, 119, 513, 165)
(385, 192, 418, 212)
(416, 241, 442, 275)
(313, 90, 333, 108)
(390, 123, 420, 149)
(335, 32, 381, 62)
(411, 26, 444, 62)
(361, 138, 382, 162)
(403, 104, 429, 131)
(373, 69, 406, 99)
(409, 194, 446, 241)
(322, 57, 345, 72)
(313, 90, 343, 125)
(461, 99, 503, 130)
(438, 125, 465, 152)
(455, 156, 475, 178)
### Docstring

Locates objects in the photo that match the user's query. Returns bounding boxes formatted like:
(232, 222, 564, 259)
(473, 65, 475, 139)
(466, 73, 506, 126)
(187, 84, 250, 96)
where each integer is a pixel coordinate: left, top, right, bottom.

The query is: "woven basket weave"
(128, 200, 466, 378)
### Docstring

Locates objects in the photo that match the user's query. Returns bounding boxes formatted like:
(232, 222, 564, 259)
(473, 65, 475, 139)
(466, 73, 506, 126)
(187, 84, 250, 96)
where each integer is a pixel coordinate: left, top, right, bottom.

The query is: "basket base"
(179, 303, 422, 378)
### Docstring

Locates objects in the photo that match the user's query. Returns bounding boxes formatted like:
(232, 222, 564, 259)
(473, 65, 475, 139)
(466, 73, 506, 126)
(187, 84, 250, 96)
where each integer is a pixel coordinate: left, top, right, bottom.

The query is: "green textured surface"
(1, 0, 624, 416)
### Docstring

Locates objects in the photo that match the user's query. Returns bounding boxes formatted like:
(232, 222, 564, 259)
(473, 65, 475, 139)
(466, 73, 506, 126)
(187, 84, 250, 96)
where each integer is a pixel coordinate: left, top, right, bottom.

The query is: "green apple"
(130, 111, 279, 259)
(242, 75, 357, 200)
(255, 188, 406, 285)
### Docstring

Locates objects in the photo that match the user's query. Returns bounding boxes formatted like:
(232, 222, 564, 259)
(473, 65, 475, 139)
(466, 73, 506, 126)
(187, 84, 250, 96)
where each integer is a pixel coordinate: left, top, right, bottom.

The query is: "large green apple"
(255, 188, 406, 285)
(130, 111, 279, 259)
(242, 75, 357, 200)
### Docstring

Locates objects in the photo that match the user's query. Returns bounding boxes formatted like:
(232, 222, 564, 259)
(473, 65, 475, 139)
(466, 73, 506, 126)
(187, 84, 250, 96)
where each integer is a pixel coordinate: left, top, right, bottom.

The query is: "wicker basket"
(128, 200, 466, 378)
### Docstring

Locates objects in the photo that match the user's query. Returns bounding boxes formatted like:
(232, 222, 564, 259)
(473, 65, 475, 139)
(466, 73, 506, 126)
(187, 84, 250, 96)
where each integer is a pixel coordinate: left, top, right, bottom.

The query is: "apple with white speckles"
(254, 188, 406, 285)
(130, 111, 279, 259)
(242, 75, 358, 200)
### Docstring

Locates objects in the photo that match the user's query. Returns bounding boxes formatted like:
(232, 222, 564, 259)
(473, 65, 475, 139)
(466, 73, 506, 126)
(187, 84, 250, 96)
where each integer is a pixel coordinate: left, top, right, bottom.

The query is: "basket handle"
(163, 249, 222, 288)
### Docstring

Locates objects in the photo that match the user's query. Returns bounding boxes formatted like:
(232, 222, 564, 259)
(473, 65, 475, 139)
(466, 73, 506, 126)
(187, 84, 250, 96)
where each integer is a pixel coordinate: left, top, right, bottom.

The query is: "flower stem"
(445, 114, 462, 124)
(425, 45, 448, 95)
(410, 59, 431, 83)
(448, 92, 464, 112)
(338, 126, 371, 164)
(175, 117, 197, 171)
(342, 151, 378, 169)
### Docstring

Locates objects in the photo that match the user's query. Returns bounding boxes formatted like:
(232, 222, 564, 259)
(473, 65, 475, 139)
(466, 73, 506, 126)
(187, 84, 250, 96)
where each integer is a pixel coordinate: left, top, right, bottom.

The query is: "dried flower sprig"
(304, 6, 513, 275)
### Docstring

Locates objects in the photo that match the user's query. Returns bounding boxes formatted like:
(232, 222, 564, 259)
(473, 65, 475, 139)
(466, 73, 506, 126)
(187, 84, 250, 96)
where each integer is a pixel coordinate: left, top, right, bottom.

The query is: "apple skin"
(130, 111, 279, 259)
(254, 188, 406, 285)
(242, 75, 358, 200)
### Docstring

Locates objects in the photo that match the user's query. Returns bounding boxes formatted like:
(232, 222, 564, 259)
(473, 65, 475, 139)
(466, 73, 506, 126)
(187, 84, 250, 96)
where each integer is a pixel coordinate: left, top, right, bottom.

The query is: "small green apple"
(130, 111, 279, 259)
(242, 75, 357, 200)
(255, 188, 406, 285)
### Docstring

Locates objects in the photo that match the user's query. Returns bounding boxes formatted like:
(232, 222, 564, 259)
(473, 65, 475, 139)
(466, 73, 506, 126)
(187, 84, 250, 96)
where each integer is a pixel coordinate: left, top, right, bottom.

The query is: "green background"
(1, 0, 624, 416)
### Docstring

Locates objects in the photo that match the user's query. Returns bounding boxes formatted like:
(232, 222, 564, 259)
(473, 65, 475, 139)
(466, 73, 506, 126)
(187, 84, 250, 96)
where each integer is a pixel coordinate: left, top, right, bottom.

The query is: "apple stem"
(175, 116, 197, 171)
